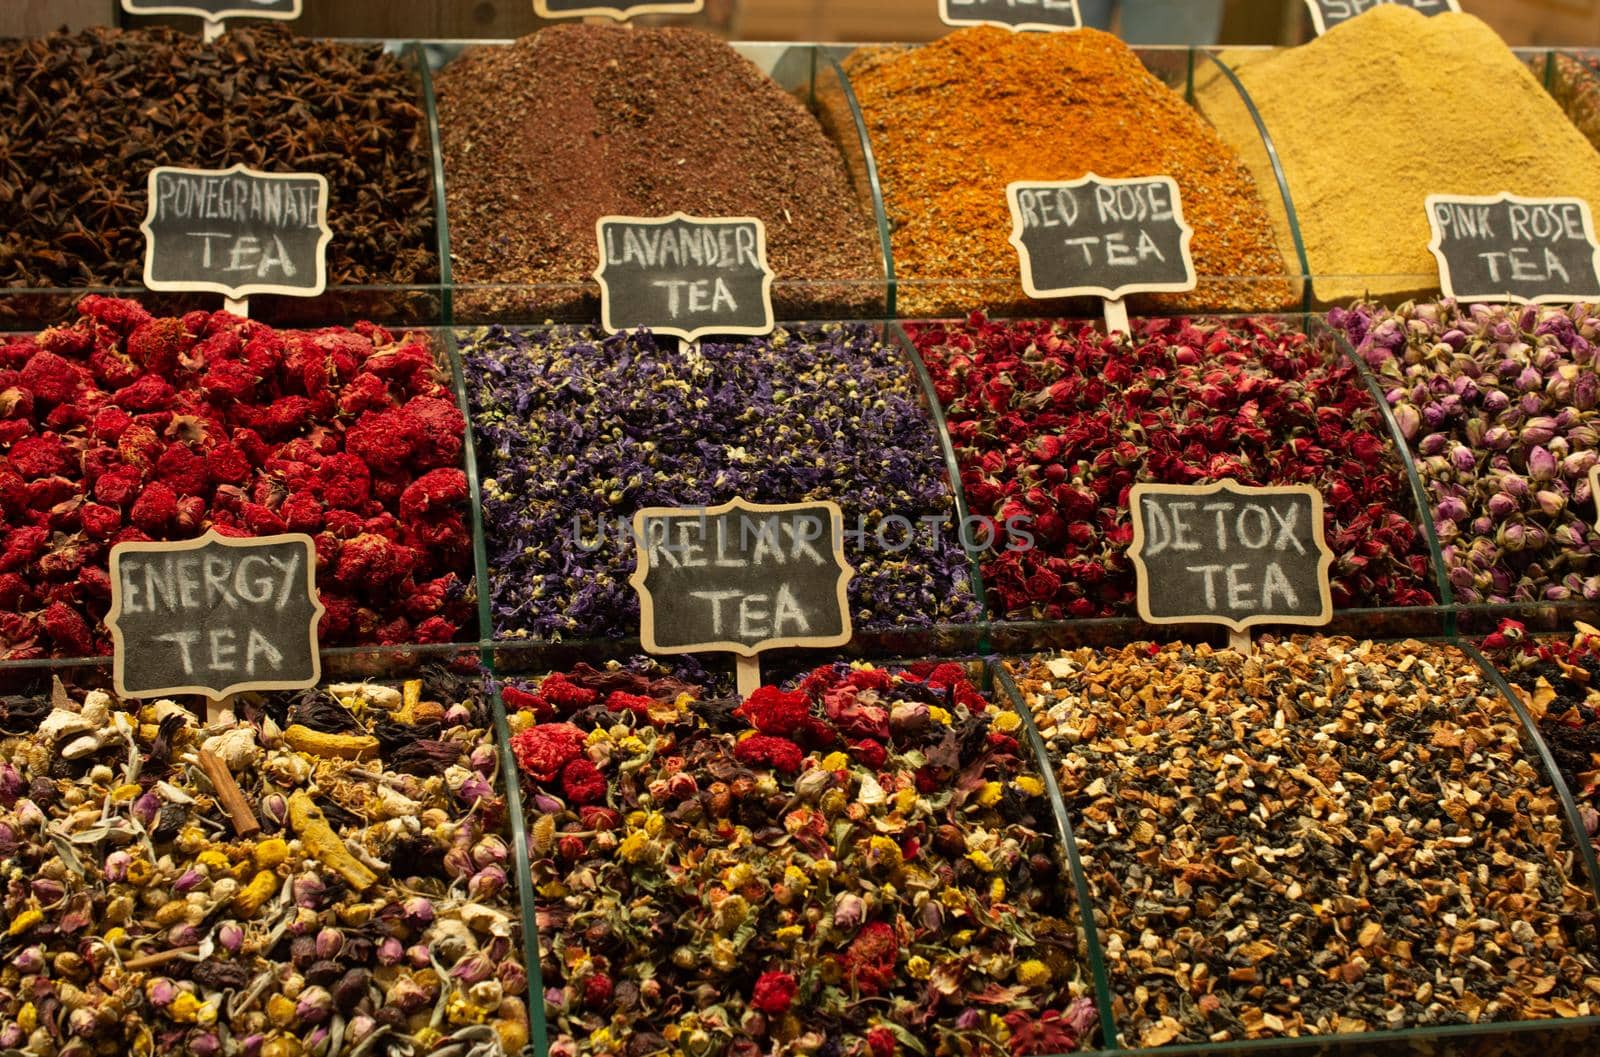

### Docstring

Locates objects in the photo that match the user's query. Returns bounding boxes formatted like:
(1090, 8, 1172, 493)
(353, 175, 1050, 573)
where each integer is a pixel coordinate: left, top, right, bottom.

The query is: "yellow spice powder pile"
(1200, 6, 1600, 305)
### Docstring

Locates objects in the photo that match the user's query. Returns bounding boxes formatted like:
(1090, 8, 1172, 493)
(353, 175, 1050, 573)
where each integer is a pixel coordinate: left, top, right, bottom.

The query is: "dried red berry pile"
(912, 315, 1439, 619)
(0, 296, 474, 658)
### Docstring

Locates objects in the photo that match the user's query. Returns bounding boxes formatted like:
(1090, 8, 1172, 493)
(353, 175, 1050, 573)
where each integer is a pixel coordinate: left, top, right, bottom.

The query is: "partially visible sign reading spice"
(107, 530, 325, 700)
(630, 499, 853, 656)
(1426, 193, 1600, 305)
(595, 214, 775, 342)
(534, 0, 703, 19)
(1007, 175, 1196, 301)
(122, 0, 302, 20)
(939, 0, 1081, 31)
(1129, 482, 1333, 632)
(141, 165, 331, 299)
(1304, 0, 1458, 35)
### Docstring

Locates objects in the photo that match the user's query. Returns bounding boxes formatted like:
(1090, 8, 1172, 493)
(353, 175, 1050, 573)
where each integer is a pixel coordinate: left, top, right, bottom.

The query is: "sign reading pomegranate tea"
(940, 0, 1081, 31)
(595, 214, 775, 343)
(1427, 193, 1600, 305)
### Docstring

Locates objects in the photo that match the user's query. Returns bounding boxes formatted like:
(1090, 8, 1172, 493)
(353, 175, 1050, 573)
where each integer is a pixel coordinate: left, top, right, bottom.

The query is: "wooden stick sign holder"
(1005, 173, 1196, 338)
(629, 498, 855, 700)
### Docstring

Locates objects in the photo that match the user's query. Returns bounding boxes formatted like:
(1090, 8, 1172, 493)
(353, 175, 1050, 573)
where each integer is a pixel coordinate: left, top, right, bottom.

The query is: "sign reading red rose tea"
(1129, 482, 1334, 633)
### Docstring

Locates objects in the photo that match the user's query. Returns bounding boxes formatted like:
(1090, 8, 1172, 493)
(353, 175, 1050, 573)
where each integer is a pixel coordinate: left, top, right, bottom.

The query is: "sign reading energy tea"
(1304, 0, 1458, 35)
(595, 214, 775, 343)
(630, 499, 853, 656)
(535, 0, 703, 18)
(939, 0, 1081, 31)
(142, 165, 331, 299)
(1426, 193, 1600, 305)
(1007, 175, 1196, 301)
(1129, 482, 1333, 632)
(122, 0, 301, 19)
(107, 531, 325, 700)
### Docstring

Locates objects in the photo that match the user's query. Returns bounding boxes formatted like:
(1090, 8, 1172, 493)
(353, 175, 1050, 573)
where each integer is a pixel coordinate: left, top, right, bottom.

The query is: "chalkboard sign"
(1426, 193, 1600, 305)
(535, 0, 704, 19)
(1129, 482, 1333, 632)
(1305, 0, 1458, 34)
(594, 214, 775, 343)
(141, 165, 331, 300)
(122, 0, 302, 20)
(940, 0, 1081, 31)
(1006, 175, 1196, 301)
(107, 530, 325, 700)
(629, 498, 854, 657)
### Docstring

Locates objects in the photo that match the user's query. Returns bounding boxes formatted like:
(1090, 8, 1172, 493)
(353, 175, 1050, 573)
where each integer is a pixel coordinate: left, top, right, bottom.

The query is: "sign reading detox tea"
(107, 530, 325, 700)
(595, 214, 775, 343)
(535, 0, 703, 18)
(1304, 0, 1458, 35)
(1007, 175, 1196, 301)
(630, 499, 854, 656)
(122, 0, 302, 21)
(1426, 193, 1600, 305)
(1129, 482, 1334, 632)
(940, 0, 1081, 31)
(142, 165, 331, 300)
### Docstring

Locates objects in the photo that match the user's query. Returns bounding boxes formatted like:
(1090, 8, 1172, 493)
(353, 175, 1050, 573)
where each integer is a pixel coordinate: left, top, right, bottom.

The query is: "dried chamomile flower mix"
(912, 315, 1437, 619)
(0, 672, 528, 1056)
(0, 297, 474, 659)
(1011, 638, 1600, 1048)
(1483, 621, 1600, 850)
(503, 661, 1099, 1056)
(1335, 300, 1600, 605)
(465, 324, 979, 639)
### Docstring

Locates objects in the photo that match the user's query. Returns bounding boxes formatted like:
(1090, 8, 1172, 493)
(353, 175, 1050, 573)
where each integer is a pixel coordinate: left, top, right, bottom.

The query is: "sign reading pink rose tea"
(107, 530, 325, 700)
(1006, 174, 1196, 302)
(1426, 193, 1600, 305)
(141, 165, 331, 300)
(535, 0, 703, 21)
(1129, 482, 1333, 633)
(1304, 0, 1458, 35)
(940, 0, 1080, 31)
(122, 0, 301, 19)
(594, 214, 775, 343)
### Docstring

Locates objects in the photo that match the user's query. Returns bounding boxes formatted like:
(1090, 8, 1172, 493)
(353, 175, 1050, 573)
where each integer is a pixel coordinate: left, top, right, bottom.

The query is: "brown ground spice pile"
(436, 25, 883, 320)
(843, 26, 1291, 318)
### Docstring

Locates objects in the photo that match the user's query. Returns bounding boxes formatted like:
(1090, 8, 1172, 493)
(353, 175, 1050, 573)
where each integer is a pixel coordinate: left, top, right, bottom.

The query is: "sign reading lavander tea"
(141, 165, 331, 300)
(1426, 193, 1600, 305)
(1129, 482, 1333, 633)
(535, 0, 703, 20)
(939, 0, 1081, 31)
(121, 0, 301, 20)
(107, 530, 325, 700)
(594, 214, 775, 343)
(1304, 0, 1458, 35)
(629, 498, 853, 657)
(1006, 175, 1196, 301)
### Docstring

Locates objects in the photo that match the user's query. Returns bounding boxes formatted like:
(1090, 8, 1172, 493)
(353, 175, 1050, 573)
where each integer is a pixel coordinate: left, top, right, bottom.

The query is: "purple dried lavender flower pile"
(1333, 299, 1600, 604)
(464, 324, 979, 638)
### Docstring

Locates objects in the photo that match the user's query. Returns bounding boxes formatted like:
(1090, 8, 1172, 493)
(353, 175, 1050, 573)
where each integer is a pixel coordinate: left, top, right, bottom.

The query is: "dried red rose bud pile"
(911, 314, 1439, 619)
(505, 661, 1099, 1056)
(0, 296, 474, 658)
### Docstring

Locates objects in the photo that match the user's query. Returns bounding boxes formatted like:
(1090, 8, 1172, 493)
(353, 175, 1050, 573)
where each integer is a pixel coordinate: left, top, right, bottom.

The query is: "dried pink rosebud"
(240, 1035, 265, 1057)
(131, 791, 161, 828)
(406, 945, 433, 969)
(402, 896, 435, 927)
(296, 985, 334, 1024)
(468, 866, 507, 901)
(316, 928, 344, 961)
(498, 960, 528, 995)
(31, 877, 64, 904)
(216, 923, 245, 955)
(530, 793, 563, 813)
(443, 846, 474, 880)
(376, 937, 404, 966)
(387, 975, 430, 1013)
(469, 744, 498, 773)
(292, 875, 326, 910)
(451, 952, 494, 986)
(173, 867, 207, 894)
(459, 775, 494, 803)
(0, 763, 23, 806)
(833, 893, 865, 930)
(145, 977, 179, 1008)
(102, 850, 130, 883)
(11, 947, 44, 975)
(14, 799, 44, 829)
(0, 1023, 23, 1049)
(471, 835, 508, 869)
(188, 1033, 220, 1057)
(347, 1016, 377, 1045)
(287, 907, 320, 936)
(260, 794, 289, 831)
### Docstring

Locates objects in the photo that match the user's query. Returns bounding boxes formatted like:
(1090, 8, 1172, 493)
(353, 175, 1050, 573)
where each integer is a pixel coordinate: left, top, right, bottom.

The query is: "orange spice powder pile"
(844, 27, 1293, 317)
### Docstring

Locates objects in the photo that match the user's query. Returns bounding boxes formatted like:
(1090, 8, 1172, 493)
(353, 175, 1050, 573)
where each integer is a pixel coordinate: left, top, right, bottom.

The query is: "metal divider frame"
(415, 40, 456, 329)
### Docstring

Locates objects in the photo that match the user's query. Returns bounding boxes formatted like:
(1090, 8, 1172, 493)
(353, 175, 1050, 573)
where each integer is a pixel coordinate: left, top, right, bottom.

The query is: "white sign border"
(535, 0, 704, 20)
(121, 0, 303, 21)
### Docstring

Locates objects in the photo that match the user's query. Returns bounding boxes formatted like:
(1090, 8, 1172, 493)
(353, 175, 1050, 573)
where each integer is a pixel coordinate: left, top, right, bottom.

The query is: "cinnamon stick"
(197, 748, 261, 838)
(123, 945, 200, 970)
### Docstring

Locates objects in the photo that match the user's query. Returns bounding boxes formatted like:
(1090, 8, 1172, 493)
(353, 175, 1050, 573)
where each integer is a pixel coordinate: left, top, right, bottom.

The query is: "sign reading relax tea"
(122, 0, 301, 21)
(107, 531, 325, 700)
(630, 499, 853, 656)
(535, 0, 703, 22)
(940, 0, 1081, 31)
(142, 165, 331, 300)
(1007, 175, 1196, 301)
(1129, 482, 1333, 632)
(1426, 193, 1600, 305)
(1304, 0, 1458, 35)
(595, 214, 775, 343)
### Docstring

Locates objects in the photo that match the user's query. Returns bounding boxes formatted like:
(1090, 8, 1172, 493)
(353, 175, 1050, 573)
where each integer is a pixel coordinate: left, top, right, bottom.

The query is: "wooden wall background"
(3, 2, 1597, 51)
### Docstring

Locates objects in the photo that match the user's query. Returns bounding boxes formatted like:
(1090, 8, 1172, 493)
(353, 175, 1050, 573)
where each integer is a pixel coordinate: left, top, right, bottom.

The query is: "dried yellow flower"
(976, 782, 1004, 808)
(253, 838, 289, 869)
(1014, 776, 1045, 797)
(1016, 960, 1052, 987)
(993, 711, 1023, 733)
